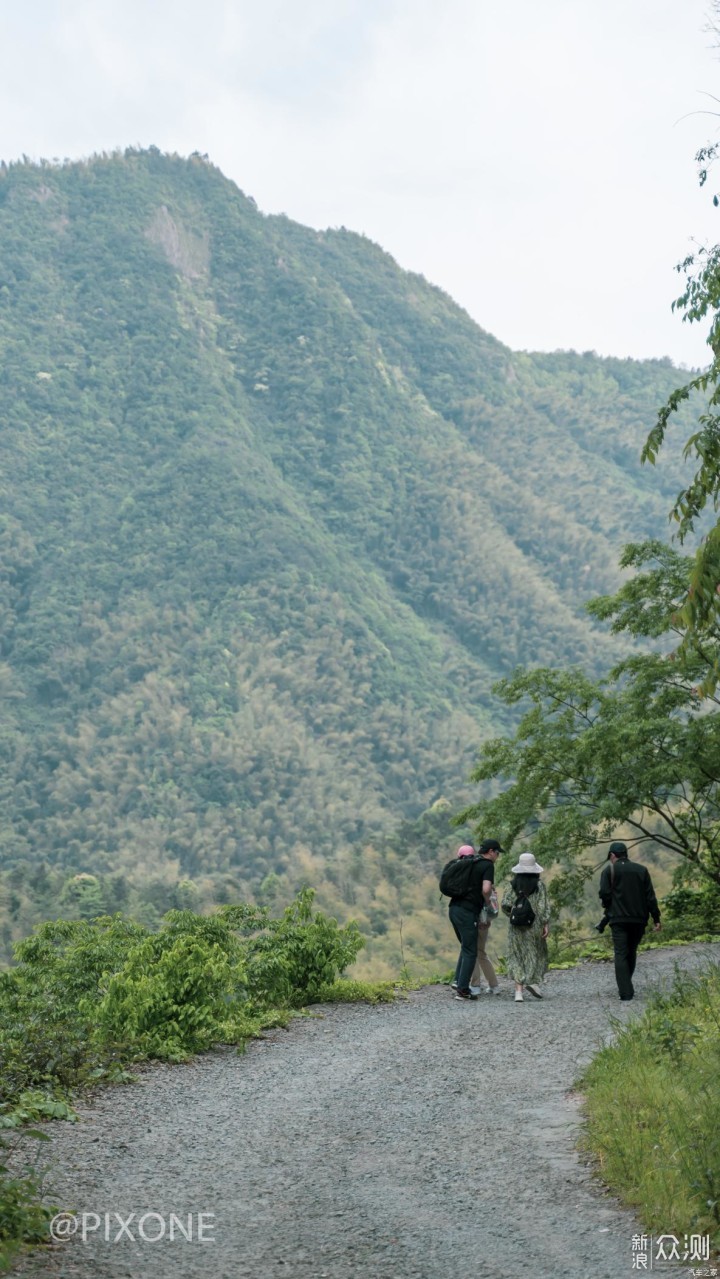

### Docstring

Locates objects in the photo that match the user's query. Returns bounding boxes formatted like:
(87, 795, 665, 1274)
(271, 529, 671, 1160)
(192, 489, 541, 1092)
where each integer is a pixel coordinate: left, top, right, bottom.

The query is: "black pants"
(449, 902, 479, 992)
(610, 922, 646, 1000)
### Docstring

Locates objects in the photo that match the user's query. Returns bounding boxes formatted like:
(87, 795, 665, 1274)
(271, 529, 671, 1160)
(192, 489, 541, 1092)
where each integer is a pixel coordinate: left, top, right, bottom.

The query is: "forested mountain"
(0, 148, 699, 955)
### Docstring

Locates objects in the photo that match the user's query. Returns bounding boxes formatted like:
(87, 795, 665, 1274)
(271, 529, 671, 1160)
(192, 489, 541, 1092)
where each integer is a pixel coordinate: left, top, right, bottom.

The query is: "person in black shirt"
(449, 839, 503, 1001)
(599, 840, 661, 1001)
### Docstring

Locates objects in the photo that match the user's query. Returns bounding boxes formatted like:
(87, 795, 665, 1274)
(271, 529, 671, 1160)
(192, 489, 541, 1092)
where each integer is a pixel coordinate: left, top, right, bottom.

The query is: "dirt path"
(11, 944, 718, 1279)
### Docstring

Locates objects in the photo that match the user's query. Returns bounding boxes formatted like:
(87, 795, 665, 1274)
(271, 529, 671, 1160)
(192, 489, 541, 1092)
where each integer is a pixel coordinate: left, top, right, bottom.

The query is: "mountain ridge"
(0, 148, 700, 930)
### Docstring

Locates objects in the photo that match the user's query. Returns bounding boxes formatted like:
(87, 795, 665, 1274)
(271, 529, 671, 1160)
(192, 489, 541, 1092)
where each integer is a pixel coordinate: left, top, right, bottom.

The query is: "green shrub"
(661, 880, 720, 942)
(0, 916, 149, 1099)
(93, 910, 256, 1060)
(240, 888, 365, 1008)
(0, 1164, 51, 1269)
(0, 1096, 66, 1274)
(0, 892, 365, 1085)
(0, 890, 366, 1265)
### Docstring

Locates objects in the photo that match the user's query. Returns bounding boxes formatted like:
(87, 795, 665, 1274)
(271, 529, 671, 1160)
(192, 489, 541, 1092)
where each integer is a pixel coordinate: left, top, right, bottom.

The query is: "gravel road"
(10, 943, 719, 1279)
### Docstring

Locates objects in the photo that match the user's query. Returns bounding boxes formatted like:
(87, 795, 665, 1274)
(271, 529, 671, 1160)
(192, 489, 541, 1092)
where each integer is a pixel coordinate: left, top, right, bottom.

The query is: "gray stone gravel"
(10, 943, 720, 1279)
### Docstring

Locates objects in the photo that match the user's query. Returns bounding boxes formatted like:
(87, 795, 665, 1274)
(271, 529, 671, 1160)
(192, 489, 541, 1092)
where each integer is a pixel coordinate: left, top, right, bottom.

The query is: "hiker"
(469, 838, 503, 995)
(501, 851, 550, 1003)
(442, 840, 503, 1002)
(599, 840, 661, 1001)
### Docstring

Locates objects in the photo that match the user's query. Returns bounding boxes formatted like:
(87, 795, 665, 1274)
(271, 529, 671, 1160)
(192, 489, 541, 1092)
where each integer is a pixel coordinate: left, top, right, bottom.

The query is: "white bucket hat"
(511, 852, 544, 874)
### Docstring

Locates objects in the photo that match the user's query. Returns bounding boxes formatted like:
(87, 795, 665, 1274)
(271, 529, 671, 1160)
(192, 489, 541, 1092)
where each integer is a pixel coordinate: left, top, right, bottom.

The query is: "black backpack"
(509, 892, 536, 928)
(439, 855, 480, 900)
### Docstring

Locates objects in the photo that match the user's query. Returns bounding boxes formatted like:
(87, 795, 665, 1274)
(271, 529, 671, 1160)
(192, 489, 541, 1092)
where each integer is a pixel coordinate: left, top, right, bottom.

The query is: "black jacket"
(599, 857, 660, 926)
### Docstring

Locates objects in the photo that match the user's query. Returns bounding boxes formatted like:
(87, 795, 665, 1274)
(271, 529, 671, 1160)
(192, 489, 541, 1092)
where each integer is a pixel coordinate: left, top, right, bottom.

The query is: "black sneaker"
(454, 988, 478, 1001)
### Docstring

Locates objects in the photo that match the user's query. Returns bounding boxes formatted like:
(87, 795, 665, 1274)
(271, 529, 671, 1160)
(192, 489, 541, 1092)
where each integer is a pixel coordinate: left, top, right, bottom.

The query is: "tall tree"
(457, 543, 720, 890)
(643, 131, 720, 687)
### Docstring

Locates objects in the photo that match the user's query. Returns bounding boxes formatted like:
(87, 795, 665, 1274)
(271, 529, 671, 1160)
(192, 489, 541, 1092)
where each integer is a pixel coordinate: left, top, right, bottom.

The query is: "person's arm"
(645, 869, 661, 929)
(482, 878, 493, 901)
(500, 880, 514, 915)
(539, 880, 550, 939)
(599, 864, 612, 911)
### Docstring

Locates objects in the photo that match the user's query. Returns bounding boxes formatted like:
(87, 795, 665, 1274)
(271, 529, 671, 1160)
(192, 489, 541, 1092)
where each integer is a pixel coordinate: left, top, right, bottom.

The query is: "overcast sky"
(2, 0, 719, 367)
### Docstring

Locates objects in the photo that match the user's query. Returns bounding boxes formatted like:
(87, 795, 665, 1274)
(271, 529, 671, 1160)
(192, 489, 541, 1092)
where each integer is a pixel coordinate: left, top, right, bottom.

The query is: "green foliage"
(241, 888, 365, 1009)
(0, 892, 364, 1095)
(586, 539, 693, 638)
(0, 802, 467, 983)
(661, 875, 720, 941)
(311, 978, 396, 1004)
(640, 140, 720, 690)
(0, 1094, 75, 1130)
(0, 890, 366, 1263)
(92, 910, 254, 1060)
(581, 964, 720, 1249)
(0, 915, 147, 1098)
(0, 1161, 52, 1272)
(457, 541, 720, 894)
(0, 1096, 66, 1272)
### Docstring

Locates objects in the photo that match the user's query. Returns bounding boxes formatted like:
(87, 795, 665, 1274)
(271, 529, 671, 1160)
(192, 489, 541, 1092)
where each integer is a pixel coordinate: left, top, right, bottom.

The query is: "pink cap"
(457, 844, 476, 857)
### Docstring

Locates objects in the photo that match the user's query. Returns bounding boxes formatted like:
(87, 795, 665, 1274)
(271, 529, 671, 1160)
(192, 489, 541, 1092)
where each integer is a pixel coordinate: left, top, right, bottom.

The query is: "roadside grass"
(579, 962, 720, 1254)
(314, 978, 397, 1003)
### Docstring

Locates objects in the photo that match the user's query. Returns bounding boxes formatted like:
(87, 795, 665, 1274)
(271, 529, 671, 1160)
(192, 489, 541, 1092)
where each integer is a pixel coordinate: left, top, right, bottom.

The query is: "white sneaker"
(469, 985, 483, 995)
(514, 991, 524, 1002)
(485, 986, 502, 996)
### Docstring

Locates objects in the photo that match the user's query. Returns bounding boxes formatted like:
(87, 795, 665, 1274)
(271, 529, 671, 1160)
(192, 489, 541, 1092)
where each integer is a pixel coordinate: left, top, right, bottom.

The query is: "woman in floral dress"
(500, 852, 550, 1002)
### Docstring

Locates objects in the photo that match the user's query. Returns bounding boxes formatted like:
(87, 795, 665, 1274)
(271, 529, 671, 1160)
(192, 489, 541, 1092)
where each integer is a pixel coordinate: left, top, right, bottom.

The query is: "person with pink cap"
(469, 838, 503, 996)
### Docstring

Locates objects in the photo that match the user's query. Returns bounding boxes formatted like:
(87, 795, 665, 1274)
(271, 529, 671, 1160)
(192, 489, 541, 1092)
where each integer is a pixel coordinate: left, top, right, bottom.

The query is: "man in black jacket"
(599, 841, 661, 1001)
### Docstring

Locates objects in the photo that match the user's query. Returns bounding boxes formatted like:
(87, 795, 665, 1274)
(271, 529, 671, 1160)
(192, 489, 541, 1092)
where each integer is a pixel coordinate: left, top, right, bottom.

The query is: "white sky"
(2, 0, 719, 367)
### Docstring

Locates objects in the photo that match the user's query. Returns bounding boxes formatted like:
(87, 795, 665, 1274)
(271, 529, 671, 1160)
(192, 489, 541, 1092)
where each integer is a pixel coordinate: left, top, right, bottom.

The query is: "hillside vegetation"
(0, 147, 701, 956)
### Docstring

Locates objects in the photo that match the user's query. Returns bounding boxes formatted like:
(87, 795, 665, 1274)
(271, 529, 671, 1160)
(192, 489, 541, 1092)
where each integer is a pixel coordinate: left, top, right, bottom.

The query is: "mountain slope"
(0, 148, 698, 892)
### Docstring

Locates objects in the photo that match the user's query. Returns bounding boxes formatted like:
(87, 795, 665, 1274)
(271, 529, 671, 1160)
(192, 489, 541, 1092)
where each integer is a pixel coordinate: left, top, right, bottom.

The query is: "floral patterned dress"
(500, 876, 550, 985)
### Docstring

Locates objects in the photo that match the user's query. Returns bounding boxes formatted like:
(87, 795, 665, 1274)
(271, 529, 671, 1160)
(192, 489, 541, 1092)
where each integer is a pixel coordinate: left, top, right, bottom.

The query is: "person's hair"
(512, 872, 539, 895)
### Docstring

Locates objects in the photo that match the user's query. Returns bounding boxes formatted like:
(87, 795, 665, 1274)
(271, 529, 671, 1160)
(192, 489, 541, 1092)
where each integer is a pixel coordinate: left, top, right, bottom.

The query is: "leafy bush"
(0, 916, 149, 1099)
(0, 1162, 51, 1272)
(0, 1095, 69, 1272)
(661, 879, 720, 942)
(0, 892, 366, 1088)
(240, 888, 365, 1008)
(0, 890, 368, 1268)
(93, 910, 256, 1061)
